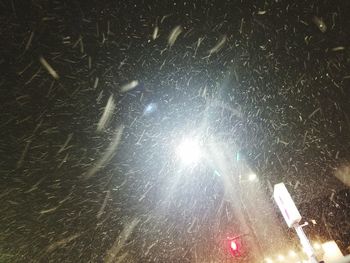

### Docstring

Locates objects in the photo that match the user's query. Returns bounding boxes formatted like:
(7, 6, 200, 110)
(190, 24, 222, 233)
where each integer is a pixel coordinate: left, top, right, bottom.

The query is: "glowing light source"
(288, 250, 297, 257)
(230, 240, 238, 251)
(322, 241, 344, 262)
(313, 242, 321, 250)
(264, 258, 273, 263)
(277, 254, 285, 261)
(248, 172, 257, 181)
(143, 102, 157, 115)
(228, 239, 240, 256)
(176, 137, 202, 165)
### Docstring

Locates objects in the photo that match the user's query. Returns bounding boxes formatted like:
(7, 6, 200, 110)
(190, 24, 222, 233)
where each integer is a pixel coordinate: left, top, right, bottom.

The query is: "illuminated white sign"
(273, 183, 302, 228)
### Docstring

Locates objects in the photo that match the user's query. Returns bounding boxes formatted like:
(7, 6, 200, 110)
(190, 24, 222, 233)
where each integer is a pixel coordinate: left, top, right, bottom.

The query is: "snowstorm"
(0, 0, 350, 262)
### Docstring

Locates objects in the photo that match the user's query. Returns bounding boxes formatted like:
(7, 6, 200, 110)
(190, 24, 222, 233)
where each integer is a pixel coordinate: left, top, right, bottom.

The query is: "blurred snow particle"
(114, 252, 129, 263)
(209, 35, 227, 55)
(97, 96, 115, 132)
(39, 56, 59, 79)
(120, 80, 139, 93)
(239, 18, 244, 34)
(39, 205, 60, 215)
(194, 37, 204, 56)
(334, 164, 350, 187)
(97, 190, 111, 219)
(143, 102, 157, 116)
(25, 31, 34, 50)
(57, 133, 73, 154)
(257, 10, 266, 15)
(104, 218, 140, 263)
(168, 25, 183, 47)
(46, 233, 81, 253)
(331, 46, 345, 52)
(312, 16, 327, 33)
(294, 180, 300, 190)
(93, 77, 99, 89)
(86, 125, 124, 178)
(308, 107, 321, 119)
(152, 26, 159, 40)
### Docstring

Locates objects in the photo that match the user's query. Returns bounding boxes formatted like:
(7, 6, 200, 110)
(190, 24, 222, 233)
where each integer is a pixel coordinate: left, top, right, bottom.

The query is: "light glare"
(277, 255, 285, 261)
(313, 242, 321, 250)
(176, 138, 202, 165)
(230, 240, 238, 251)
(288, 250, 297, 257)
(248, 172, 257, 181)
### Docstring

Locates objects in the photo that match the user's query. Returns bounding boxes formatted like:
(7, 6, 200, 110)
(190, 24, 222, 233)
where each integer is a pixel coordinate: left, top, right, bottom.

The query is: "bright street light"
(248, 172, 257, 182)
(288, 250, 297, 257)
(313, 242, 321, 250)
(176, 137, 202, 165)
(277, 254, 285, 261)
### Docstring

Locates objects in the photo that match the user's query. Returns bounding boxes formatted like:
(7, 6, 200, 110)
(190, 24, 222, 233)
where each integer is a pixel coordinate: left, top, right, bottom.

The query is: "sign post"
(273, 183, 319, 263)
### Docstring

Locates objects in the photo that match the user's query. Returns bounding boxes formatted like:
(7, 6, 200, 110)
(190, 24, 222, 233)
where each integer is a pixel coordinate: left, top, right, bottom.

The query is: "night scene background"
(1, 0, 350, 262)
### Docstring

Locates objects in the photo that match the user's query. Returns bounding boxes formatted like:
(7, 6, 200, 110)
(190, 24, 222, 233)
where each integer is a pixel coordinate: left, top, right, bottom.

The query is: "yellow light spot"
(314, 242, 321, 250)
(288, 250, 297, 257)
(248, 172, 257, 181)
(277, 254, 285, 261)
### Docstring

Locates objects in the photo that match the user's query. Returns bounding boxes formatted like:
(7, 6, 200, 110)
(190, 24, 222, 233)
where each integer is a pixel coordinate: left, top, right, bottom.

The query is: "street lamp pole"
(274, 182, 320, 263)
(294, 224, 319, 263)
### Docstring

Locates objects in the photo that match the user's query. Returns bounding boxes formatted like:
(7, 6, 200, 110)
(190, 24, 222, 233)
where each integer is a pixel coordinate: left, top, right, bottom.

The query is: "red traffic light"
(230, 240, 238, 251)
(228, 238, 241, 256)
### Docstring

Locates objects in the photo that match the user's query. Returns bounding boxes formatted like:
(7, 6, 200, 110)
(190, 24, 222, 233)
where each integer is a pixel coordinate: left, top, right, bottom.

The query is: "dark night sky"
(1, 0, 350, 262)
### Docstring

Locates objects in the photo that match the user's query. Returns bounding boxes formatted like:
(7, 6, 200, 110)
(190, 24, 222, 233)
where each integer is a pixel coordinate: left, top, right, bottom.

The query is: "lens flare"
(176, 138, 202, 165)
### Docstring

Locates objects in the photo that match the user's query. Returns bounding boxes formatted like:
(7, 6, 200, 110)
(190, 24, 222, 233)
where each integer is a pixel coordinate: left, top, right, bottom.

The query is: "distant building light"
(248, 172, 257, 181)
(288, 250, 297, 257)
(322, 241, 344, 262)
(313, 242, 321, 250)
(277, 254, 285, 261)
(176, 137, 202, 165)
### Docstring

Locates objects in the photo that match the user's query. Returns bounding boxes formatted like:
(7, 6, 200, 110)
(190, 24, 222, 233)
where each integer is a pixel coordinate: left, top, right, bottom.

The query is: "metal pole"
(293, 224, 319, 263)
